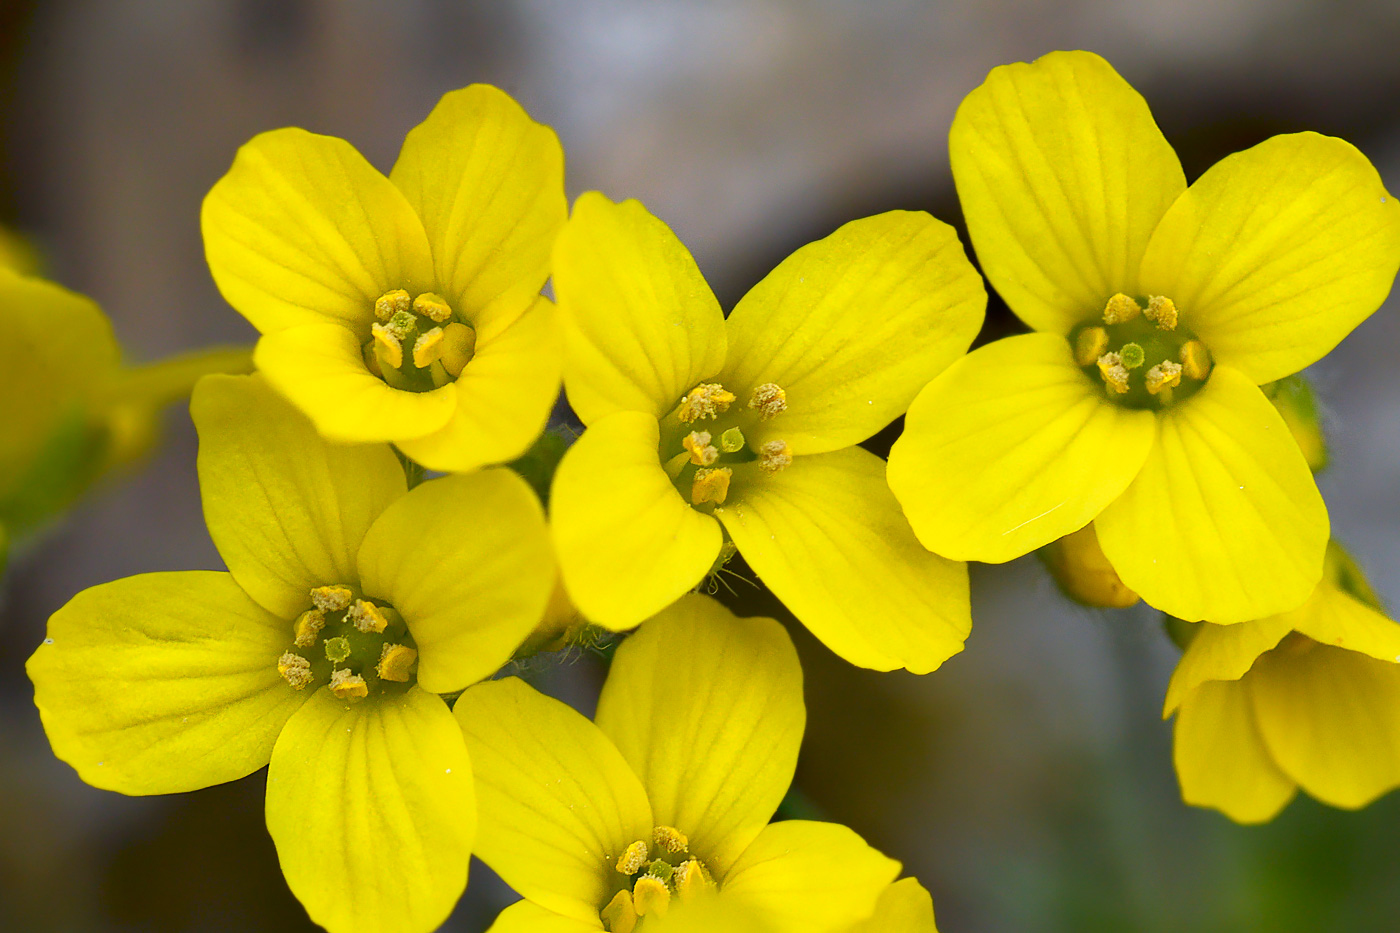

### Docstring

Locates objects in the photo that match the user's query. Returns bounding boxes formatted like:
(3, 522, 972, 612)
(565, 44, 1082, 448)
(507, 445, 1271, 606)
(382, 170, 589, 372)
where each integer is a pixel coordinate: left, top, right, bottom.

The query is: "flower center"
(661, 381, 791, 509)
(1070, 293, 1212, 409)
(362, 289, 476, 393)
(275, 584, 418, 699)
(601, 825, 716, 931)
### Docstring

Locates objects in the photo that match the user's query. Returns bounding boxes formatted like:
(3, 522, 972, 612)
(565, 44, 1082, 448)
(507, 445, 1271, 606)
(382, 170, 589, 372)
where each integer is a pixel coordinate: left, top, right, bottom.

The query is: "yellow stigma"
(653, 825, 689, 853)
(682, 431, 719, 466)
(691, 467, 732, 506)
(1074, 326, 1110, 367)
(374, 289, 411, 322)
(632, 876, 670, 917)
(719, 426, 746, 452)
(412, 327, 444, 368)
(617, 840, 649, 875)
(347, 599, 389, 634)
(412, 291, 453, 323)
(601, 890, 638, 933)
(748, 382, 787, 420)
(759, 439, 792, 473)
(376, 643, 418, 683)
(1096, 352, 1130, 395)
(439, 322, 476, 377)
(1146, 295, 1178, 330)
(1102, 293, 1141, 324)
(677, 383, 736, 422)
(1180, 339, 1211, 380)
(1146, 360, 1183, 395)
(329, 668, 368, 700)
(371, 323, 404, 370)
(674, 859, 714, 900)
(277, 651, 314, 690)
(292, 609, 326, 648)
(310, 585, 354, 612)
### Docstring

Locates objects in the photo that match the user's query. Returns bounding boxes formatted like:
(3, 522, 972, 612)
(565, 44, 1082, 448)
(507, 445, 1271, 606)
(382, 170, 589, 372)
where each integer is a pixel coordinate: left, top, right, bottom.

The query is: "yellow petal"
(551, 410, 722, 629)
(27, 571, 305, 795)
(1290, 582, 1400, 664)
(645, 894, 776, 933)
(356, 468, 553, 693)
(1162, 616, 1293, 717)
(266, 686, 473, 933)
(554, 193, 727, 424)
(254, 323, 457, 444)
(390, 85, 566, 342)
(485, 900, 602, 932)
(191, 374, 406, 619)
(717, 447, 969, 674)
(1140, 132, 1400, 385)
(1095, 366, 1328, 623)
(848, 879, 940, 933)
(1172, 680, 1296, 824)
(455, 677, 653, 925)
(1249, 642, 1400, 810)
(721, 821, 900, 933)
(593, 594, 802, 874)
(396, 296, 562, 472)
(949, 50, 1185, 334)
(720, 211, 984, 454)
(202, 128, 435, 334)
(887, 333, 1155, 563)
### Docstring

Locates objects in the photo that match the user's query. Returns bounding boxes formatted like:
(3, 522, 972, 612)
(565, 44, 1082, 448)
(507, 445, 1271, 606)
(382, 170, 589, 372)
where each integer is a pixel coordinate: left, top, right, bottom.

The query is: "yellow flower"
(887, 50, 1400, 624)
(624, 877, 939, 933)
(455, 594, 902, 933)
(1165, 542, 1400, 823)
(27, 374, 555, 933)
(202, 85, 566, 472)
(549, 193, 986, 673)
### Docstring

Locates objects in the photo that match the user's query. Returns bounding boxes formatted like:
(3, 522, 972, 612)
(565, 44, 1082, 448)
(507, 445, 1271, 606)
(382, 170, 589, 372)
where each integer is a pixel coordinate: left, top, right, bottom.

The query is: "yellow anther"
(748, 382, 787, 420)
(1096, 352, 1130, 395)
(374, 289, 411, 322)
(371, 323, 404, 370)
(412, 327, 444, 368)
(632, 876, 670, 917)
(310, 585, 354, 612)
(601, 890, 638, 933)
(376, 643, 418, 683)
(682, 431, 718, 466)
(653, 825, 689, 853)
(292, 609, 326, 648)
(1146, 295, 1178, 330)
(412, 291, 453, 323)
(691, 467, 732, 506)
(719, 426, 746, 452)
(616, 840, 649, 875)
(277, 651, 314, 690)
(362, 340, 383, 378)
(347, 599, 389, 634)
(329, 668, 368, 700)
(1179, 339, 1211, 380)
(439, 322, 476, 378)
(1074, 327, 1110, 367)
(1102, 293, 1142, 324)
(674, 859, 714, 900)
(1146, 360, 1183, 395)
(677, 383, 736, 422)
(759, 439, 793, 473)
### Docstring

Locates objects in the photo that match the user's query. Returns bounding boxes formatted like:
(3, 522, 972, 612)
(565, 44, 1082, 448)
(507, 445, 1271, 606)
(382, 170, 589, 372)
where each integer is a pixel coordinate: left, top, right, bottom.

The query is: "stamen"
(292, 609, 326, 648)
(412, 292, 453, 323)
(412, 327, 444, 368)
(277, 651, 314, 690)
(362, 341, 383, 378)
(601, 890, 638, 933)
(632, 876, 670, 917)
(691, 467, 732, 506)
(759, 439, 793, 473)
(1074, 327, 1109, 367)
(376, 643, 418, 682)
(748, 382, 788, 420)
(674, 859, 713, 900)
(1145, 295, 1178, 330)
(310, 585, 354, 612)
(1180, 340, 1212, 380)
(682, 431, 719, 466)
(1118, 342, 1145, 369)
(617, 840, 649, 875)
(653, 825, 689, 853)
(439, 323, 476, 377)
(719, 426, 746, 452)
(677, 384, 736, 422)
(324, 636, 351, 664)
(374, 289, 411, 322)
(1102, 293, 1142, 324)
(347, 600, 388, 634)
(1096, 352, 1131, 395)
(329, 668, 368, 700)
(1146, 360, 1183, 395)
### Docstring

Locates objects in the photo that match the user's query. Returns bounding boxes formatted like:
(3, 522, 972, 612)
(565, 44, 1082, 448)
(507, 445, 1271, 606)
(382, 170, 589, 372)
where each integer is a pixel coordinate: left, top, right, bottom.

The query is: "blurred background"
(2, 1, 1400, 930)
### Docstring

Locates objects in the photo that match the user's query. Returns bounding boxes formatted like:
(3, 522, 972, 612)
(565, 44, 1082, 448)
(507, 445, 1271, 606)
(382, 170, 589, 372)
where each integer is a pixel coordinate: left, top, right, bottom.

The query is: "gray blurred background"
(2, 1, 1400, 930)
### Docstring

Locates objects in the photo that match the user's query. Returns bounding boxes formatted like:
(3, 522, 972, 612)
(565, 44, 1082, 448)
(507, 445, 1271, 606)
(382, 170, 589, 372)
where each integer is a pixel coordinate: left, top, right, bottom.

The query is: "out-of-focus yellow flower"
(202, 85, 566, 472)
(549, 193, 985, 673)
(28, 374, 554, 933)
(1263, 374, 1328, 473)
(888, 50, 1400, 625)
(457, 594, 901, 933)
(1165, 542, 1400, 823)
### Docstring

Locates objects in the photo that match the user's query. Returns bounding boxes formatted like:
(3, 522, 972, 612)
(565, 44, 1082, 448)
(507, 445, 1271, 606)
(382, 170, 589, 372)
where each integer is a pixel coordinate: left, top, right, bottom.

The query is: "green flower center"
(1070, 293, 1212, 410)
(660, 381, 791, 509)
(276, 584, 418, 699)
(362, 289, 477, 394)
(601, 825, 715, 931)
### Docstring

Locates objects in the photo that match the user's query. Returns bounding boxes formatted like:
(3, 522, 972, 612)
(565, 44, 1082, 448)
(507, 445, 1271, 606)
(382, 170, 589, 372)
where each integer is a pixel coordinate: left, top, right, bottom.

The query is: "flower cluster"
(19, 50, 1400, 933)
